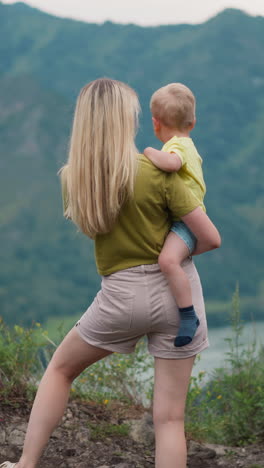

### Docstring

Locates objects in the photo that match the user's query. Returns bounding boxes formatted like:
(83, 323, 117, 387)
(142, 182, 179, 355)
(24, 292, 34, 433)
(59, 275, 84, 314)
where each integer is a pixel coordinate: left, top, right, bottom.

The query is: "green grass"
(87, 421, 130, 440)
(248, 463, 264, 468)
(247, 465, 264, 468)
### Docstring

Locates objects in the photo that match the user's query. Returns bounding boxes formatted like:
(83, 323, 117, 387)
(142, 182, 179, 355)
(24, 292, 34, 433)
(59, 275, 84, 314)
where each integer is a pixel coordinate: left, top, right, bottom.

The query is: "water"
(192, 320, 264, 379)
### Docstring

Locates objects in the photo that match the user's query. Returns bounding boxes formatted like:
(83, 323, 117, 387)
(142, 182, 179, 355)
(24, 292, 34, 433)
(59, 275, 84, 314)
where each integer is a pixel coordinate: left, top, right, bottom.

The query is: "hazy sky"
(2, 0, 264, 25)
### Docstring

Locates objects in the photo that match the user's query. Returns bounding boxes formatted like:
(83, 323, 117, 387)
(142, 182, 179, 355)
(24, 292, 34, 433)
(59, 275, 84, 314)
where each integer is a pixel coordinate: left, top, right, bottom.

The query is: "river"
(192, 320, 264, 379)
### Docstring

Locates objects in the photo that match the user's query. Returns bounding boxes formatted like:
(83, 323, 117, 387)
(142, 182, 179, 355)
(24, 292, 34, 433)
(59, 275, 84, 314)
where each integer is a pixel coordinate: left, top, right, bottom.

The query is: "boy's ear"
(152, 117, 161, 133)
(190, 117, 196, 131)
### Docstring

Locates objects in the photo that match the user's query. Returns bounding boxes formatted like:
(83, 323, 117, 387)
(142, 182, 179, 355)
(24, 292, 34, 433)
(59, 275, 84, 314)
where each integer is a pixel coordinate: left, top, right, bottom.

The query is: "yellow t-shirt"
(62, 154, 200, 275)
(162, 136, 206, 212)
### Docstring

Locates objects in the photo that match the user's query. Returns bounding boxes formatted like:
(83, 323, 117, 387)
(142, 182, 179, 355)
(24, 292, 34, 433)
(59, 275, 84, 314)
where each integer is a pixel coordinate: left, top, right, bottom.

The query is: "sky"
(2, 0, 264, 25)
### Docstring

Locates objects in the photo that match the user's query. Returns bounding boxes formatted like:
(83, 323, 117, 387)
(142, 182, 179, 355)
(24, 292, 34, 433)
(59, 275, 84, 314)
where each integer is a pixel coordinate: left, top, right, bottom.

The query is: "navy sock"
(174, 305, 200, 347)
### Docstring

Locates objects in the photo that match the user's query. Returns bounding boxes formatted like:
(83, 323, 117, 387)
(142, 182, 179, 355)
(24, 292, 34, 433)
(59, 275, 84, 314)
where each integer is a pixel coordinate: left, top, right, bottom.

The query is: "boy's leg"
(16, 328, 111, 468)
(153, 355, 195, 468)
(158, 231, 199, 347)
(159, 231, 191, 308)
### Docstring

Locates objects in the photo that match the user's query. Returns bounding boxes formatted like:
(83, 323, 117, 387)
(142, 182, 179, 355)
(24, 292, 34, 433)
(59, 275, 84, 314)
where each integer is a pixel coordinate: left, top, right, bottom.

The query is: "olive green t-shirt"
(62, 154, 199, 276)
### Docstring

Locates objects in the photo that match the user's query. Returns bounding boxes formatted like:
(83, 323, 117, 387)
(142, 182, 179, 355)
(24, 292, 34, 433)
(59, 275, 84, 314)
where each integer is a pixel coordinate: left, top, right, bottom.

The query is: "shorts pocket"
(97, 288, 135, 330)
(162, 290, 178, 326)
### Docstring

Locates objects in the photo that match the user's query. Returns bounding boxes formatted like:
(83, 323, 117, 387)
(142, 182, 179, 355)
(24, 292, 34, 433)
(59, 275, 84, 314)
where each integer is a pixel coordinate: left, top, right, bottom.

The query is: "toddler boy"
(144, 83, 206, 347)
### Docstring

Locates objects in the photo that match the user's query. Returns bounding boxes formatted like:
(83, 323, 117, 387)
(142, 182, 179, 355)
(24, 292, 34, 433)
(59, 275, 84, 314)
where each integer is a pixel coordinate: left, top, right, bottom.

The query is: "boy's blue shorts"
(170, 221, 197, 254)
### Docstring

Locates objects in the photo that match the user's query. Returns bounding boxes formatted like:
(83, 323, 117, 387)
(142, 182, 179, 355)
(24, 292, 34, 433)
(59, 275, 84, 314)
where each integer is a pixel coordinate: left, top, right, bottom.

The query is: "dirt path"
(0, 401, 263, 467)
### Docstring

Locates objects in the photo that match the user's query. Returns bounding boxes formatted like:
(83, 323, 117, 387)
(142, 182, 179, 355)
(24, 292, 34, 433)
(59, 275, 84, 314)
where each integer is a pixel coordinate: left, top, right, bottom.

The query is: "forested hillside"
(0, 2, 263, 326)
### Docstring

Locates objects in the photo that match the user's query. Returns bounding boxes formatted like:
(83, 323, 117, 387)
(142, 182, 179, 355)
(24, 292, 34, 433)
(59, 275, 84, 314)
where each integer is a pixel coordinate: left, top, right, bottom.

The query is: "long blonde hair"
(60, 78, 140, 238)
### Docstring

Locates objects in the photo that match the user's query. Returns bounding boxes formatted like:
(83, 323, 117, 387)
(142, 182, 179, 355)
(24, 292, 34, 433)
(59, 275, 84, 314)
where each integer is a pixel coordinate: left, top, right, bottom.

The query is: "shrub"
(0, 319, 52, 405)
(72, 338, 153, 406)
(186, 285, 264, 445)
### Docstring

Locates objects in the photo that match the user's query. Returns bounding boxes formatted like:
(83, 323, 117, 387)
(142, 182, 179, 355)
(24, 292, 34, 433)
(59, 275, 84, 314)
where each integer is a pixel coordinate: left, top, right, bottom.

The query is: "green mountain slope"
(0, 75, 100, 324)
(0, 3, 263, 325)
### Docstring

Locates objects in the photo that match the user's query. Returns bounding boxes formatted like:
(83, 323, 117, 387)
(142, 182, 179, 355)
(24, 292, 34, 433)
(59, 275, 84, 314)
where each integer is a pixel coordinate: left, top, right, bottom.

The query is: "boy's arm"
(144, 146, 182, 172)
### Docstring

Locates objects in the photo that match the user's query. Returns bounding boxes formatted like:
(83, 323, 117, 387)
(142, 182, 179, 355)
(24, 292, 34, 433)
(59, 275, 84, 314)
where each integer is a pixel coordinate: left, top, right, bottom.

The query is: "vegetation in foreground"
(186, 286, 264, 446)
(0, 288, 263, 447)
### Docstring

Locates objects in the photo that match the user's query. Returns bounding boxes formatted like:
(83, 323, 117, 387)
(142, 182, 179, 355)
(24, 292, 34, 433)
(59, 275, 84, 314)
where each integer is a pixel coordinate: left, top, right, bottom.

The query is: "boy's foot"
(0, 463, 17, 467)
(174, 305, 200, 347)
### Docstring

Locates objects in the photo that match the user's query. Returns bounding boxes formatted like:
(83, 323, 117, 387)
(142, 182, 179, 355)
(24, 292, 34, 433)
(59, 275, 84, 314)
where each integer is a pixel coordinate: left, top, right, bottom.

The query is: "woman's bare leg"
(153, 356, 195, 468)
(16, 328, 111, 468)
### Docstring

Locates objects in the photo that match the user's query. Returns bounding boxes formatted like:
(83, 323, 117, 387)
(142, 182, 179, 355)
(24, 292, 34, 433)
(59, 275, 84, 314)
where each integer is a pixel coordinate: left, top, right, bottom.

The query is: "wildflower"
(217, 395, 222, 399)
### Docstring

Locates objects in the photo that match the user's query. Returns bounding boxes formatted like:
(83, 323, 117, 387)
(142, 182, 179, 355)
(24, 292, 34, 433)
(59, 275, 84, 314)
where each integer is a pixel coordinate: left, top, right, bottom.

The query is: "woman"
(2, 78, 220, 468)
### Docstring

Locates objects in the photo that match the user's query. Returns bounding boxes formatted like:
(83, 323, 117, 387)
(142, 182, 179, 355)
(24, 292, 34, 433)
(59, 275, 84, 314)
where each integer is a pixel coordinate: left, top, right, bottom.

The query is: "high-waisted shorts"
(75, 259, 209, 359)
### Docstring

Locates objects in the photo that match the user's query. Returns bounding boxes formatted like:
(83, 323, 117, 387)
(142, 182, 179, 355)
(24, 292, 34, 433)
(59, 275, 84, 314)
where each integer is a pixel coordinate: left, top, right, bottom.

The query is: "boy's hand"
(144, 147, 182, 172)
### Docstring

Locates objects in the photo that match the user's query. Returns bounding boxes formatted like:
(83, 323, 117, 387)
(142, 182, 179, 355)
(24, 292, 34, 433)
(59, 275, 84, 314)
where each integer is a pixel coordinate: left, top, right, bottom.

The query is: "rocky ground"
(0, 400, 263, 467)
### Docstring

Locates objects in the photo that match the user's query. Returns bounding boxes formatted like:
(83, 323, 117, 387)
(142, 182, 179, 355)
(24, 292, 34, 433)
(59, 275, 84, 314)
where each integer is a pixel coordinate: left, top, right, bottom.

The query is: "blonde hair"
(60, 78, 140, 238)
(150, 83, 196, 130)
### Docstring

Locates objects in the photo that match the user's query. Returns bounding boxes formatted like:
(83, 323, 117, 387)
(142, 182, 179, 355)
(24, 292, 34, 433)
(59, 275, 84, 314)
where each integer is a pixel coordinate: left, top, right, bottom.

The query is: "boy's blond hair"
(150, 83, 196, 130)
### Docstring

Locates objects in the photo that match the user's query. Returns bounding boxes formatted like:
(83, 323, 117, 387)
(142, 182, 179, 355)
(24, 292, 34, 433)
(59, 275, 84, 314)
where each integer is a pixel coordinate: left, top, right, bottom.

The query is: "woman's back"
(94, 154, 199, 275)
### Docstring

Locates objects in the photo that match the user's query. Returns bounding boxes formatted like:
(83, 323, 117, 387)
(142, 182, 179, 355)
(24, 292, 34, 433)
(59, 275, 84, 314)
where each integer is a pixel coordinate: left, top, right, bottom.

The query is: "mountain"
(0, 74, 100, 324)
(0, 3, 263, 325)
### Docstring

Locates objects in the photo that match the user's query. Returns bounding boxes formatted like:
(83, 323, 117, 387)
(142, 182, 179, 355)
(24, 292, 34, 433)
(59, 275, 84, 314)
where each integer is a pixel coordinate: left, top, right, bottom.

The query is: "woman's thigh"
(49, 327, 112, 380)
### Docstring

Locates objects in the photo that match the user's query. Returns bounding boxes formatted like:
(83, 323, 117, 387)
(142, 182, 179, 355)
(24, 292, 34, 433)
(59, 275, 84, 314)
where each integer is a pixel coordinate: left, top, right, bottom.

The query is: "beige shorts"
(75, 260, 209, 359)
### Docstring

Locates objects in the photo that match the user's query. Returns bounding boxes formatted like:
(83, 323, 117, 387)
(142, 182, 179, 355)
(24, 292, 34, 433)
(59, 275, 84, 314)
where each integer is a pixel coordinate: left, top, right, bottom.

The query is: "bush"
(72, 338, 153, 406)
(186, 285, 264, 445)
(0, 318, 153, 407)
(1, 284, 263, 447)
(0, 319, 52, 405)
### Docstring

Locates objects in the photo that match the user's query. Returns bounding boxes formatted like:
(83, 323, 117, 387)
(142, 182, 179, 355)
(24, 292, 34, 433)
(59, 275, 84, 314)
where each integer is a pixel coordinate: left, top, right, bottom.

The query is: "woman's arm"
(165, 173, 221, 254)
(181, 207, 221, 255)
